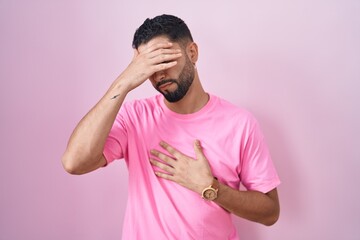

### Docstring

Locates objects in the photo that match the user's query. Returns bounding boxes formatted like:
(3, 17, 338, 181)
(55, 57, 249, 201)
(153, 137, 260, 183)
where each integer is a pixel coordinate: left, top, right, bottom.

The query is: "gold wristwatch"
(201, 177, 219, 201)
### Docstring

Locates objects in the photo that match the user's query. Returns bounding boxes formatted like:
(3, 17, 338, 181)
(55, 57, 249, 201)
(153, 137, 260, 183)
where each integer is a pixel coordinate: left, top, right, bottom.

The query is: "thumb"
(194, 140, 206, 161)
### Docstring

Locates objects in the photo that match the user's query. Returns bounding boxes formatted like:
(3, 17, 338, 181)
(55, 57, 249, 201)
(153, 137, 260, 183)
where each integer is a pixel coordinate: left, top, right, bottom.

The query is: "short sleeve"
(103, 106, 128, 165)
(239, 120, 280, 193)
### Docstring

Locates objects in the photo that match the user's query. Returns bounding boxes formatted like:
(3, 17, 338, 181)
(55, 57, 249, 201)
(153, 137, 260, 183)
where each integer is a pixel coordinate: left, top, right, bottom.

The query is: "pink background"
(1, 0, 359, 239)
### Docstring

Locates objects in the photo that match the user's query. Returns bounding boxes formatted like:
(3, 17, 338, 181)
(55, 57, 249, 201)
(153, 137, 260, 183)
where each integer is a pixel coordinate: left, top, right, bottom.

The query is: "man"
(62, 14, 280, 239)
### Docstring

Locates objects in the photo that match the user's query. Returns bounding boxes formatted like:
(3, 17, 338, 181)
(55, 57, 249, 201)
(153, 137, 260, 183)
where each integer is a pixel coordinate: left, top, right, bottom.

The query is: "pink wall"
(1, 0, 359, 239)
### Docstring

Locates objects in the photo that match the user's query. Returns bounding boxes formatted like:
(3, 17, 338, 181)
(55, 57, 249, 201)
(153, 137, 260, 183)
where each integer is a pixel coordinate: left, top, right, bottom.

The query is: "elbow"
(262, 208, 280, 226)
(262, 214, 279, 226)
(61, 153, 83, 175)
(61, 150, 104, 175)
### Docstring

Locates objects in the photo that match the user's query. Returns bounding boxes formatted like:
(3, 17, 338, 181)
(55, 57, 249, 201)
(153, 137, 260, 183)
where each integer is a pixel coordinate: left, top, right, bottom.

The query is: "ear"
(186, 42, 199, 64)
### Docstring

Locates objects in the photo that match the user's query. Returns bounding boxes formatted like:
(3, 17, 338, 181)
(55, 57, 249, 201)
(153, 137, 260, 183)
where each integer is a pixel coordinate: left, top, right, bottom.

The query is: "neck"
(164, 73, 209, 114)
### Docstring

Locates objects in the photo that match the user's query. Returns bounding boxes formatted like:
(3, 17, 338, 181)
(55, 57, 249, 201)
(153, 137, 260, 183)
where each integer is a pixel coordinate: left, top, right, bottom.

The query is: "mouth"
(159, 82, 173, 91)
(157, 80, 176, 91)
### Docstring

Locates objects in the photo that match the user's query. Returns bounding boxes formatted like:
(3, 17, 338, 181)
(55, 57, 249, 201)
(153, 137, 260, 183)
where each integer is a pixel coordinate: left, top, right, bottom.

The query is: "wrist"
(107, 77, 133, 100)
(112, 76, 133, 93)
(201, 177, 219, 201)
(196, 175, 214, 194)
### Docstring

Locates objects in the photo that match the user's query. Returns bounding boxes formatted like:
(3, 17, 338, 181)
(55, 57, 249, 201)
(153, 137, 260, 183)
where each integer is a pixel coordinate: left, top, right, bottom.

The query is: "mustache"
(156, 79, 177, 89)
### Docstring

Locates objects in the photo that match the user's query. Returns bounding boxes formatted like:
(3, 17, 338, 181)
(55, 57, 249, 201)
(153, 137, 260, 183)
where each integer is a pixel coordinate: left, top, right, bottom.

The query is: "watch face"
(203, 189, 217, 200)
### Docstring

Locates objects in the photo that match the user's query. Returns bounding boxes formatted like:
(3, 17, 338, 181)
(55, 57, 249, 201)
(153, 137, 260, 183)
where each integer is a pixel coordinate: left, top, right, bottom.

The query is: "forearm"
(214, 183, 280, 226)
(62, 78, 130, 174)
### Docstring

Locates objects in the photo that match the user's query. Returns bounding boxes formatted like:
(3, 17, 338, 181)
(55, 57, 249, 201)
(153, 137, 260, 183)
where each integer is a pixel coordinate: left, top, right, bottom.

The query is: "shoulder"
(211, 94, 257, 123)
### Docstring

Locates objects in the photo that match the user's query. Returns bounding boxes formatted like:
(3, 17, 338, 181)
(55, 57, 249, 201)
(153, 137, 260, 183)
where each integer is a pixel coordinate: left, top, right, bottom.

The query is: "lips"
(159, 82, 173, 90)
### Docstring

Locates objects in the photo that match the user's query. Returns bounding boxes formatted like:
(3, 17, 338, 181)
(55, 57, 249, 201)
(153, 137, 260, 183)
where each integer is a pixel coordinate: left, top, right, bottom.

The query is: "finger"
(142, 42, 173, 54)
(150, 158, 175, 174)
(193, 140, 206, 161)
(150, 149, 177, 165)
(147, 48, 182, 59)
(149, 52, 182, 66)
(154, 171, 176, 181)
(151, 61, 178, 73)
(159, 141, 185, 159)
(138, 43, 171, 55)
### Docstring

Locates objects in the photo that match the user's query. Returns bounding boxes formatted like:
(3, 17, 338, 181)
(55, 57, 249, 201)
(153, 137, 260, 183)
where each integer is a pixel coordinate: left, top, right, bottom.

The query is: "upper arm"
(62, 153, 108, 175)
(103, 108, 129, 164)
(240, 118, 281, 193)
(77, 154, 107, 174)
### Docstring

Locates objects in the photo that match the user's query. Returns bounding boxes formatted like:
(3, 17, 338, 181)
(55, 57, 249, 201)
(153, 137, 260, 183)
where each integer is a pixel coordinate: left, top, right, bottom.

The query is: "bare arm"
(61, 82, 128, 175)
(61, 42, 182, 174)
(150, 140, 280, 226)
(214, 184, 279, 226)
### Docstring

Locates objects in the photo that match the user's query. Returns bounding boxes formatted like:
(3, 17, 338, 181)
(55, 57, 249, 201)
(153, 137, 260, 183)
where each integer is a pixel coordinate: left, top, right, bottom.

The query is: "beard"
(155, 58, 195, 103)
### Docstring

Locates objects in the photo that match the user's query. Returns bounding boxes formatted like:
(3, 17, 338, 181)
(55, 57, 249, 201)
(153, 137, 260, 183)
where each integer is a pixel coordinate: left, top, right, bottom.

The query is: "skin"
(61, 35, 280, 226)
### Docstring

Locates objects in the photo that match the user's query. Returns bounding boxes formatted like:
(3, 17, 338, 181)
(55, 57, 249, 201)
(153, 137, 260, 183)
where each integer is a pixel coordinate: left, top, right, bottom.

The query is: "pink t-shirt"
(104, 94, 280, 240)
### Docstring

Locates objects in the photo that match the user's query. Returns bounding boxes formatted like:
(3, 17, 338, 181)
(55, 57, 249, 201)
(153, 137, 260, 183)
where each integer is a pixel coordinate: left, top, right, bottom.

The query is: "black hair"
(132, 14, 194, 49)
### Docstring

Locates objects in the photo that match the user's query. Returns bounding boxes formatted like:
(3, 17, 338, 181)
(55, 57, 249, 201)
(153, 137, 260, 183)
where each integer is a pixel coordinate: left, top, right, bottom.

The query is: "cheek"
(169, 61, 185, 76)
(148, 75, 154, 82)
(149, 73, 159, 84)
(149, 78, 157, 87)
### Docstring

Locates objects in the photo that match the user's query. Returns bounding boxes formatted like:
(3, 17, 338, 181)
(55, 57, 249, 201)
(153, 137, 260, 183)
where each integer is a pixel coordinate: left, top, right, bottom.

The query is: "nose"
(152, 70, 165, 83)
